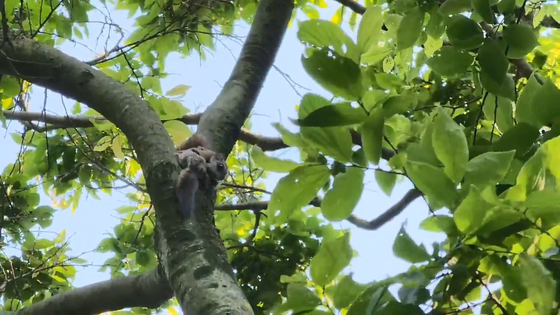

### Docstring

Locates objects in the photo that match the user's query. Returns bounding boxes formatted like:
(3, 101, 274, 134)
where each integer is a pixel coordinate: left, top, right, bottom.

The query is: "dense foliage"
(1, 0, 560, 313)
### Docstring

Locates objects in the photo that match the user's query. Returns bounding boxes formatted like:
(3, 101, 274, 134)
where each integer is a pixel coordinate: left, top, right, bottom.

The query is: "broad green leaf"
(477, 39, 508, 85)
(426, 8, 446, 38)
(163, 121, 192, 146)
(530, 79, 560, 126)
(426, 46, 474, 77)
(419, 215, 459, 235)
(165, 84, 191, 97)
(454, 186, 493, 233)
(405, 161, 459, 209)
(497, 0, 515, 14)
(525, 190, 560, 222)
(543, 135, 560, 188)
(268, 165, 331, 220)
(505, 149, 546, 202)
(158, 97, 190, 120)
(375, 171, 397, 196)
(281, 283, 322, 313)
(298, 19, 359, 62)
(519, 254, 555, 315)
(357, 5, 384, 53)
(464, 150, 515, 189)
(481, 95, 513, 133)
(310, 233, 353, 286)
(333, 274, 368, 309)
(446, 15, 484, 50)
(321, 167, 365, 221)
(398, 286, 430, 305)
(438, 0, 472, 16)
(301, 126, 353, 162)
(296, 103, 367, 127)
(251, 146, 300, 173)
(382, 93, 417, 117)
(302, 48, 364, 100)
(432, 108, 469, 183)
(0, 76, 20, 97)
(375, 73, 403, 90)
(361, 109, 385, 165)
(515, 74, 542, 127)
(393, 226, 431, 263)
(492, 122, 540, 156)
(503, 24, 540, 59)
(396, 7, 424, 51)
(348, 285, 394, 315)
(472, 0, 496, 23)
(477, 208, 524, 236)
(479, 71, 516, 101)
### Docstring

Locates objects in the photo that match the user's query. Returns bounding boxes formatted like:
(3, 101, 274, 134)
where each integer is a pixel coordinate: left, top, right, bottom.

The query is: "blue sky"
(0, 0, 444, 306)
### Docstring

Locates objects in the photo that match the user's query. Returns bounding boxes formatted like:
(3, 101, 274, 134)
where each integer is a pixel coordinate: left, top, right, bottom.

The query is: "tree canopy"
(1, 0, 560, 314)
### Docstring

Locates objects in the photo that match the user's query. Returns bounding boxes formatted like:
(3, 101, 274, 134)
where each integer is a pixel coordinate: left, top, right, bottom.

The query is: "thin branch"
(215, 189, 422, 231)
(3, 109, 396, 160)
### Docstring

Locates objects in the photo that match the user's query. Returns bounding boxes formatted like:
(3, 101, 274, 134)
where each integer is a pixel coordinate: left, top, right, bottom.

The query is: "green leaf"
(333, 274, 368, 309)
(503, 24, 540, 59)
(393, 226, 431, 263)
(165, 84, 191, 97)
(357, 5, 385, 53)
(492, 122, 540, 156)
(0, 76, 20, 97)
(268, 165, 331, 220)
(432, 107, 469, 183)
(405, 161, 459, 209)
(426, 8, 446, 38)
(505, 149, 546, 202)
(481, 95, 513, 133)
(464, 150, 515, 189)
(477, 39, 508, 85)
(322, 167, 365, 221)
(446, 15, 484, 50)
(472, 0, 496, 23)
(302, 48, 364, 100)
(398, 286, 430, 305)
(438, 0, 472, 16)
(420, 215, 459, 235)
(375, 171, 397, 196)
(375, 73, 403, 90)
(310, 233, 353, 286)
(381, 93, 417, 117)
(251, 146, 300, 173)
(519, 254, 555, 315)
(515, 74, 542, 127)
(525, 190, 560, 222)
(530, 79, 560, 126)
(396, 7, 425, 51)
(497, 0, 515, 14)
(298, 19, 359, 62)
(426, 46, 474, 77)
(543, 135, 560, 186)
(361, 45, 393, 66)
(282, 283, 322, 313)
(163, 121, 192, 146)
(301, 126, 353, 163)
(454, 186, 493, 233)
(297, 103, 367, 127)
(479, 71, 516, 101)
(361, 109, 385, 165)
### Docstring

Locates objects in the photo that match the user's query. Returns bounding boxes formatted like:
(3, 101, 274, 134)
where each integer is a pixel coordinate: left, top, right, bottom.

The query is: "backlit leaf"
(322, 167, 365, 221)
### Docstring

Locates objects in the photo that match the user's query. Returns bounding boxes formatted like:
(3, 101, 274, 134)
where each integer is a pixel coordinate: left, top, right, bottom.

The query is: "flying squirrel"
(175, 134, 228, 218)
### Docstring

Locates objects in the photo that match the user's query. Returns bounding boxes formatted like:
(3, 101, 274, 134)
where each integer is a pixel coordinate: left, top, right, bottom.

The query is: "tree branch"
(195, 0, 295, 157)
(215, 189, 422, 230)
(3, 109, 395, 160)
(0, 27, 247, 315)
(18, 268, 172, 315)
